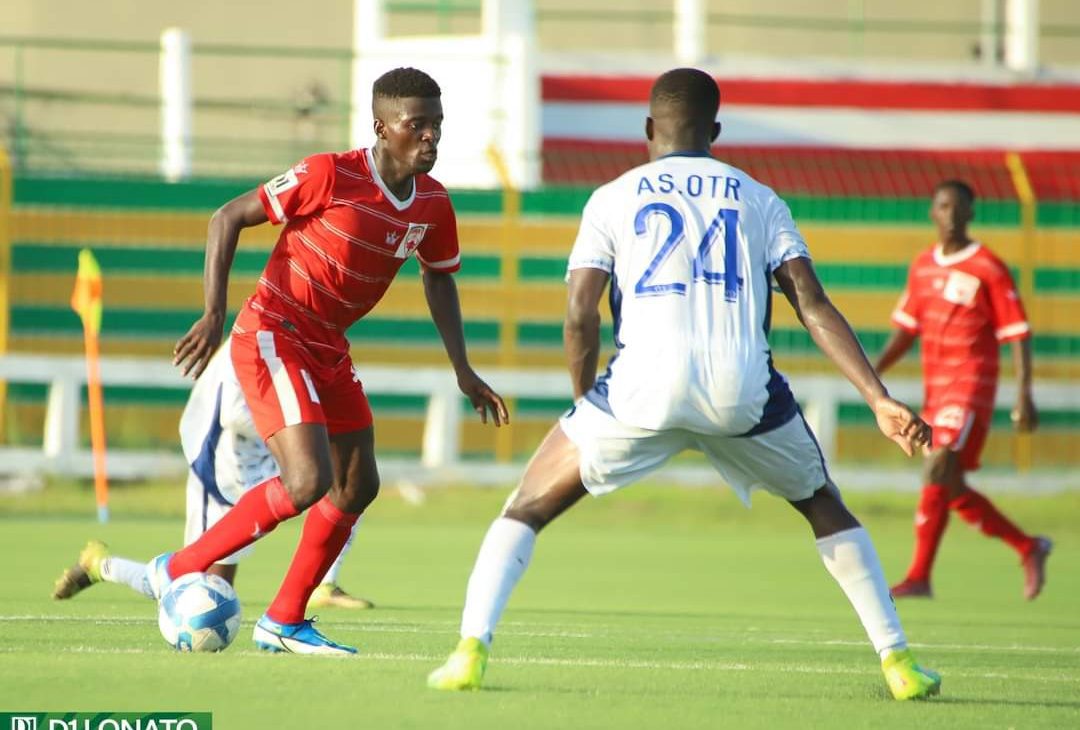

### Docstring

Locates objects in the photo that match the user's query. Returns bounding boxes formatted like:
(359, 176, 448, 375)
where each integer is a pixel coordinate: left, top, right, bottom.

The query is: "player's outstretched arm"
(564, 268, 608, 400)
(174, 190, 268, 379)
(774, 257, 930, 455)
(1011, 337, 1038, 433)
(422, 269, 508, 426)
(874, 328, 917, 375)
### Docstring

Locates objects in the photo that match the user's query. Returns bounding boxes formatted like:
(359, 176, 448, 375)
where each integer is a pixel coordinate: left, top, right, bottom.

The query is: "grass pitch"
(2, 480, 1078, 729)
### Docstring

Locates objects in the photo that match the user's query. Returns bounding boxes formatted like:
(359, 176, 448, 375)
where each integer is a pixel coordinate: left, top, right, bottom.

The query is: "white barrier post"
(43, 374, 80, 468)
(1005, 0, 1039, 75)
(160, 28, 192, 182)
(674, 0, 706, 65)
(421, 381, 462, 468)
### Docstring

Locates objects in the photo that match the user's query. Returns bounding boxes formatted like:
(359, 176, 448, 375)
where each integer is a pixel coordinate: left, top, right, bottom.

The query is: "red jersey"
(235, 148, 461, 363)
(892, 243, 1030, 414)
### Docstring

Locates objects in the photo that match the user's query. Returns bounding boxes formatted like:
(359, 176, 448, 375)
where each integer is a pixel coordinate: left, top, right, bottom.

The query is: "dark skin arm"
(774, 257, 931, 456)
(422, 269, 509, 426)
(1011, 337, 1038, 432)
(563, 268, 609, 400)
(874, 327, 918, 375)
(173, 189, 267, 379)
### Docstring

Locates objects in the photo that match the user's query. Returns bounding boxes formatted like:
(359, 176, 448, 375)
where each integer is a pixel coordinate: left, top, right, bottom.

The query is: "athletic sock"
(169, 476, 300, 577)
(460, 517, 537, 647)
(320, 516, 362, 586)
(816, 527, 907, 659)
(100, 557, 153, 598)
(266, 496, 360, 624)
(950, 488, 1037, 557)
(904, 483, 950, 583)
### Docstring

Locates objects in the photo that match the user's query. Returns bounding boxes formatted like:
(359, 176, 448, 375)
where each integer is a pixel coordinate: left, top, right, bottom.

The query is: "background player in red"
(876, 180, 1051, 601)
(158, 67, 509, 654)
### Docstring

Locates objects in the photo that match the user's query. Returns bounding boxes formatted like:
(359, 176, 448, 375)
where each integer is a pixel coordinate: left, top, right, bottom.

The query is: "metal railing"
(3, 353, 1078, 488)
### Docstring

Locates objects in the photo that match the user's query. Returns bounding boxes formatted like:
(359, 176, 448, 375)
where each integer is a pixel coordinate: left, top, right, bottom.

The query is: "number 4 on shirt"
(634, 203, 743, 302)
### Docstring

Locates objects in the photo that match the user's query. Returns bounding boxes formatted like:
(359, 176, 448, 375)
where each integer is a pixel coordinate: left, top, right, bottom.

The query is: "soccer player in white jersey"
(53, 340, 372, 610)
(428, 68, 941, 700)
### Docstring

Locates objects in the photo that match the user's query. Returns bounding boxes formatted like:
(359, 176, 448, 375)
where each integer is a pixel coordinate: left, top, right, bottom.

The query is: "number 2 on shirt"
(633, 203, 742, 302)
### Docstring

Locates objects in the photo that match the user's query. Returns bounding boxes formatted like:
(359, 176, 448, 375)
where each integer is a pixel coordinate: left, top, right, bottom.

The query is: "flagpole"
(71, 249, 109, 522)
(85, 318, 109, 523)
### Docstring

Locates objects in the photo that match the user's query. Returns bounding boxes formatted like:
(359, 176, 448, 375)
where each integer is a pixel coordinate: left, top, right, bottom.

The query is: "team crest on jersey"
(943, 270, 980, 306)
(394, 223, 428, 258)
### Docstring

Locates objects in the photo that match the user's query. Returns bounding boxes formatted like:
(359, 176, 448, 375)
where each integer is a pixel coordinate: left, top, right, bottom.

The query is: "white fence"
(1, 354, 1077, 491)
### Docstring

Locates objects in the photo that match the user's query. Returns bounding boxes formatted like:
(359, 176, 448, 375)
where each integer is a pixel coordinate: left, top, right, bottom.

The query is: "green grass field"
(2, 481, 1078, 729)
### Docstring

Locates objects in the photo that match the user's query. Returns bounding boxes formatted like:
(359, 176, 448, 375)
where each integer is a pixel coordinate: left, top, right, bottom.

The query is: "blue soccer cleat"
(146, 552, 175, 601)
(252, 614, 357, 655)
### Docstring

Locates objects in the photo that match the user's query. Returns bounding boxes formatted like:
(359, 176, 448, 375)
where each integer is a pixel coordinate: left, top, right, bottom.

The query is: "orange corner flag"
(71, 248, 109, 522)
(71, 248, 103, 335)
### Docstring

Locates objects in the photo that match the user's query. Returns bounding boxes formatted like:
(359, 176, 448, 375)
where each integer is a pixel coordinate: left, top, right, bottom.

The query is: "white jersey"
(567, 153, 808, 436)
(179, 340, 278, 506)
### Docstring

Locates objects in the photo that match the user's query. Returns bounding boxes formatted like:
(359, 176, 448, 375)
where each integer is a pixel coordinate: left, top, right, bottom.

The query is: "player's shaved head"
(645, 68, 721, 159)
(372, 67, 441, 117)
(650, 68, 720, 128)
(934, 179, 975, 207)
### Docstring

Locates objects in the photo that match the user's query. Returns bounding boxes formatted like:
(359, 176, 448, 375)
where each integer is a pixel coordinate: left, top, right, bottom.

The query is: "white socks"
(320, 516, 362, 585)
(460, 517, 537, 647)
(100, 557, 154, 598)
(816, 527, 906, 660)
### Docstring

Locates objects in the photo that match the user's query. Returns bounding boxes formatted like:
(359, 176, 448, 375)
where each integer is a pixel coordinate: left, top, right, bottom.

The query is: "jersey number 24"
(634, 203, 743, 302)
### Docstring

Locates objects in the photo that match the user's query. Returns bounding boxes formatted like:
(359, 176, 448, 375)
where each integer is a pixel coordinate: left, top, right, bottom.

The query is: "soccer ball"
(158, 573, 242, 652)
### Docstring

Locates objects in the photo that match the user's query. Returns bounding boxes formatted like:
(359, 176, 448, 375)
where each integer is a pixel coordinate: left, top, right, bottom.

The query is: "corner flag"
(71, 248, 109, 522)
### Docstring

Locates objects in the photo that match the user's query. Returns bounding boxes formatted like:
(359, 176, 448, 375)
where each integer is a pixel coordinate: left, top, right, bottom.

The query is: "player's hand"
(173, 312, 224, 379)
(871, 396, 932, 457)
(456, 368, 509, 427)
(1011, 391, 1038, 433)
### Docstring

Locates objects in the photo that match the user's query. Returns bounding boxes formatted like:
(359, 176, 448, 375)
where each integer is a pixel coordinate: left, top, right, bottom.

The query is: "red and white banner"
(541, 75, 1080, 151)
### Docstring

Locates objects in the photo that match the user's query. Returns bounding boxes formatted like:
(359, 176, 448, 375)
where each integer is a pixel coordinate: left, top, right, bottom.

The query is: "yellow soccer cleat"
(427, 637, 490, 691)
(308, 583, 375, 610)
(52, 539, 109, 600)
(882, 648, 942, 700)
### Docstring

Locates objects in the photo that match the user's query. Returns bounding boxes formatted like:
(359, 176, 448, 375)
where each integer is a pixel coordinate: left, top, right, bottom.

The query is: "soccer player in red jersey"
(156, 67, 509, 654)
(876, 180, 1051, 601)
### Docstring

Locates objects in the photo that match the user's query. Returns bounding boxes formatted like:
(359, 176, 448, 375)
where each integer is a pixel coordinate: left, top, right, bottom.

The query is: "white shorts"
(183, 434, 279, 564)
(559, 399, 829, 505)
(183, 374, 280, 565)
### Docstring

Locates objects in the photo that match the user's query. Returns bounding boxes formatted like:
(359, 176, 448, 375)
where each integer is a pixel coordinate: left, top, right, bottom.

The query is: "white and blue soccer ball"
(158, 573, 242, 652)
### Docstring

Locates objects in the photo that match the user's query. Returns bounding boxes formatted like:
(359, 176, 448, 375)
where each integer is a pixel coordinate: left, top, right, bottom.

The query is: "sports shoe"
(253, 614, 357, 655)
(52, 540, 109, 600)
(1022, 537, 1052, 600)
(882, 648, 941, 701)
(427, 637, 490, 691)
(308, 583, 375, 610)
(145, 552, 175, 601)
(890, 578, 933, 599)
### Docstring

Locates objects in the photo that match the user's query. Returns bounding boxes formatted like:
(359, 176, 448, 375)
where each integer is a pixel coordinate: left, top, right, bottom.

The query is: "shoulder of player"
(959, 244, 1015, 283)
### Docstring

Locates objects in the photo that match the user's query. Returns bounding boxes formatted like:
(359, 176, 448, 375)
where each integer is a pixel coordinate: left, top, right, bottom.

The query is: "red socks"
(168, 476, 300, 577)
(266, 496, 360, 624)
(905, 483, 1038, 583)
(904, 484, 950, 582)
(950, 489, 1037, 557)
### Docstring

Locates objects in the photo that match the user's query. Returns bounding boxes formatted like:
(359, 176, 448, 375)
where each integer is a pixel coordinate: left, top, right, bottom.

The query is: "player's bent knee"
(281, 467, 333, 512)
(338, 475, 380, 514)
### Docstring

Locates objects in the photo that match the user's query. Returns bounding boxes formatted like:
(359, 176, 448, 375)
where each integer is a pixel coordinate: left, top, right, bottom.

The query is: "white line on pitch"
(5, 646, 1079, 684)
(4, 615, 1078, 655)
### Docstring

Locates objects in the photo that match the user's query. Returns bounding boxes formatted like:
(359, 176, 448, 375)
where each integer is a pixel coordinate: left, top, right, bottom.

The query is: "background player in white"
(428, 68, 940, 700)
(53, 340, 372, 609)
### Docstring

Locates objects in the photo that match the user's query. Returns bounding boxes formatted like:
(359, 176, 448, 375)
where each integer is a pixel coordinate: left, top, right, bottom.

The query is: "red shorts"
(230, 328, 373, 441)
(924, 404, 990, 471)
